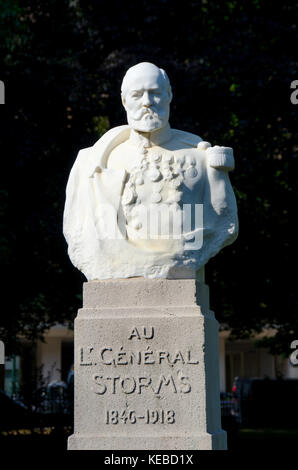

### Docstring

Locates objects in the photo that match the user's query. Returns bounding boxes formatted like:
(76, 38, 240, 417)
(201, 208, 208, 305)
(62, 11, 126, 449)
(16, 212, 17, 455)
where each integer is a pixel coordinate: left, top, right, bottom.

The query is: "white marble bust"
(63, 62, 238, 280)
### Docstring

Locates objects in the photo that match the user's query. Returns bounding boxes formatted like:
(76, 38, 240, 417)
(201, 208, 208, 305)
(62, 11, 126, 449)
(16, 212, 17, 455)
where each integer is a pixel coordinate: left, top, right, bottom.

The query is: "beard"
(127, 107, 169, 133)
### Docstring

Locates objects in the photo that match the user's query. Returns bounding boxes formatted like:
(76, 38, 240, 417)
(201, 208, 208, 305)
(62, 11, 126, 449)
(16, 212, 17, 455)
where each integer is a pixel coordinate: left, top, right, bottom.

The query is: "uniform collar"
(129, 123, 172, 149)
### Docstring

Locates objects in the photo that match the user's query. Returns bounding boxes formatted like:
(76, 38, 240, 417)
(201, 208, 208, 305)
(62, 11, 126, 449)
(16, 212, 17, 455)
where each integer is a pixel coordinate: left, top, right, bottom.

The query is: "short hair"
(121, 62, 172, 100)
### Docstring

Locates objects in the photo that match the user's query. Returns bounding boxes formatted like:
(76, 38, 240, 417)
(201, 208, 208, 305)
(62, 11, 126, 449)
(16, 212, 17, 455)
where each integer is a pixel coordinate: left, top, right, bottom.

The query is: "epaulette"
(206, 146, 235, 171)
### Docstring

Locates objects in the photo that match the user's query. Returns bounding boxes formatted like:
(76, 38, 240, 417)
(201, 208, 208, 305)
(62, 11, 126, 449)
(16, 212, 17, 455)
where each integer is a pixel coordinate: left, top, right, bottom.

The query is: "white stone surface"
(68, 279, 227, 450)
(63, 62, 238, 280)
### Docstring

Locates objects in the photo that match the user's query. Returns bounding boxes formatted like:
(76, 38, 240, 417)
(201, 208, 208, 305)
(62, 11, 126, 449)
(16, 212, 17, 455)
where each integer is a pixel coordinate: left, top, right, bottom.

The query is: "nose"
(142, 91, 151, 107)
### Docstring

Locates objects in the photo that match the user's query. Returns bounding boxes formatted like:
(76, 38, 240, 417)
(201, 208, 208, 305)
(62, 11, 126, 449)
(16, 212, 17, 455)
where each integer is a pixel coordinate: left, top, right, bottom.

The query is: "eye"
(131, 91, 142, 99)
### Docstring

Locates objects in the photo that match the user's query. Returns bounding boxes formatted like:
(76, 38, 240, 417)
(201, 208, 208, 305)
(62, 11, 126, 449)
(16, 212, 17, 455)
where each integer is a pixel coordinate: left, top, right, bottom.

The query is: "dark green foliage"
(1, 0, 297, 354)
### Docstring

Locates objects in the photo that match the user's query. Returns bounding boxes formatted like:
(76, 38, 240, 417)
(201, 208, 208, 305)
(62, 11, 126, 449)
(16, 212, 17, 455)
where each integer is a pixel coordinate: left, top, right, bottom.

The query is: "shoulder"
(93, 125, 130, 150)
(70, 146, 93, 180)
(170, 129, 203, 148)
(73, 125, 130, 176)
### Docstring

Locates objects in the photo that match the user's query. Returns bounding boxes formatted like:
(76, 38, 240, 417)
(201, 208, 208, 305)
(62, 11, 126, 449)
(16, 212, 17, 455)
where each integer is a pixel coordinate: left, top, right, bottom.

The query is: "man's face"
(122, 68, 171, 133)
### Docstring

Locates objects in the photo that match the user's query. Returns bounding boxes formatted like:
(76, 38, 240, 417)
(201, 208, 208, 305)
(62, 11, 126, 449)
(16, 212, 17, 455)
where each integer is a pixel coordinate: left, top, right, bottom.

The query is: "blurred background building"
(1, 324, 297, 397)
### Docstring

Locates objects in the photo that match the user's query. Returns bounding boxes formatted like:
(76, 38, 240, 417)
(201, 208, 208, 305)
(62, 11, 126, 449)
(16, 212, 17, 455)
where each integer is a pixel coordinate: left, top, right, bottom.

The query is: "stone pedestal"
(68, 279, 227, 450)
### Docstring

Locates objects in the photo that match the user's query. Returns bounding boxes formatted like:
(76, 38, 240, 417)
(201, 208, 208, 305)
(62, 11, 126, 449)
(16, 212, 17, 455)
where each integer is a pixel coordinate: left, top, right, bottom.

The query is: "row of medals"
(122, 152, 198, 207)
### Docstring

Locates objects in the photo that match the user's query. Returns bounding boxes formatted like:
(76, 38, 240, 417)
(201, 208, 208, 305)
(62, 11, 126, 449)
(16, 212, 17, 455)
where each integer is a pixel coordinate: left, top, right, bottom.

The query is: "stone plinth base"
(68, 279, 227, 450)
(68, 430, 227, 450)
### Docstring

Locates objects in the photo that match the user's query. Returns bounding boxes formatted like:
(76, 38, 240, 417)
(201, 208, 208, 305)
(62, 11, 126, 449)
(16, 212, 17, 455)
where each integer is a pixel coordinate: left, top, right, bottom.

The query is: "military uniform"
(63, 124, 238, 280)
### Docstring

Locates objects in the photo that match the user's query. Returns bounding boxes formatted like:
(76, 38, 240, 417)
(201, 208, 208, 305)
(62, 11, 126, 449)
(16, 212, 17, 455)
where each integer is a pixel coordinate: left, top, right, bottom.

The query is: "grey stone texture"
(68, 278, 227, 450)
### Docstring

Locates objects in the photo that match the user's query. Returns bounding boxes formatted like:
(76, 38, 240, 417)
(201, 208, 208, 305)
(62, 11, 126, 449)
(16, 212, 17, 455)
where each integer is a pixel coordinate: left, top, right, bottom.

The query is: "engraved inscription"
(128, 326, 155, 340)
(91, 370, 191, 395)
(79, 346, 199, 367)
(80, 346, 94, 366)
(105, 409, 175, 424)
(79, 323, 200, 428)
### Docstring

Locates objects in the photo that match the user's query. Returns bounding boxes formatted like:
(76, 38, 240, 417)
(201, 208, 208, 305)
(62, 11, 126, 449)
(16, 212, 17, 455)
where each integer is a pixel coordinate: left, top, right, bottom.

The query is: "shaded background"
(0, 0, 298, 454)
(1, 0, 297, 362)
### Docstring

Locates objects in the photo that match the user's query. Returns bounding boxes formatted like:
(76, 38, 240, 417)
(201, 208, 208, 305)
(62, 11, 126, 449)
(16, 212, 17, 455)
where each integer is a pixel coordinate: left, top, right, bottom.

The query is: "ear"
(121, 94, 126, 109)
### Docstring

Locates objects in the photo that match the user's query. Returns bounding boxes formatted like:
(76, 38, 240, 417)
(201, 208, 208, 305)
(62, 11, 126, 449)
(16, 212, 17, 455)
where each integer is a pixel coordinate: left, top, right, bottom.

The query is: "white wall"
(36, 337, 62, 383)
(36, 325, 74, 383)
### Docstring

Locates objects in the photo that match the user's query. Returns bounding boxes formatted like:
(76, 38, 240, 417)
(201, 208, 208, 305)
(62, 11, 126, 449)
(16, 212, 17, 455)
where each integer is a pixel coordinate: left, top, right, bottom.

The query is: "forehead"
(125, 69, 165, 92)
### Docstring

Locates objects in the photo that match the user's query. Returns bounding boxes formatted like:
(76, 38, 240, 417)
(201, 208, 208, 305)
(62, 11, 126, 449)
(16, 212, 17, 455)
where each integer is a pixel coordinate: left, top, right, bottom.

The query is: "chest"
(121, 148, 206, 208)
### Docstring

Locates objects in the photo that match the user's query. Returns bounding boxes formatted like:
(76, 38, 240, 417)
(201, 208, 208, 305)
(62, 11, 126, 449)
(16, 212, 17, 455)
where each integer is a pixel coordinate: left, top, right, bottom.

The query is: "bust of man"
(63, 62, 238, 280)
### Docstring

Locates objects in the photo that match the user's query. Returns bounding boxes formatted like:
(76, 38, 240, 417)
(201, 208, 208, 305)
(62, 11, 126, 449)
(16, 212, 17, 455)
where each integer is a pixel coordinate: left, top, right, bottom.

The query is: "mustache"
(132, 107, 162, 121)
